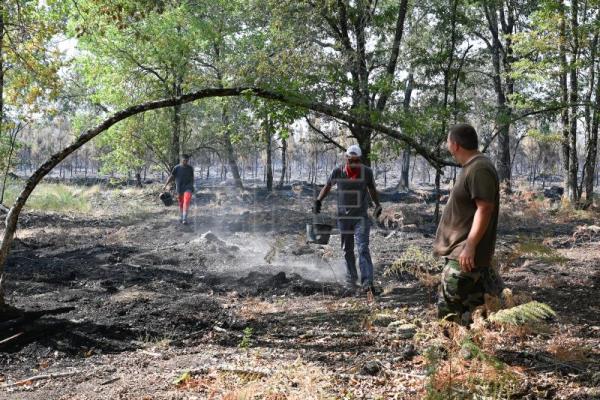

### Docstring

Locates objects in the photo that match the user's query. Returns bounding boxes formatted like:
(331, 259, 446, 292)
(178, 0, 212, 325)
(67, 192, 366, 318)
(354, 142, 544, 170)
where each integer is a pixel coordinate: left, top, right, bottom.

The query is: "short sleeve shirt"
(433, 155, 500, 266)
(327, 165, 375, 217)
(171, 164, 194, 194)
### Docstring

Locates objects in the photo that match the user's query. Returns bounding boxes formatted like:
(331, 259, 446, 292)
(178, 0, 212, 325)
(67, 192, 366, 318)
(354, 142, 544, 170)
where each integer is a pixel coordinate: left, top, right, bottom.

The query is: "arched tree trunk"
(0, 85, 455, 308)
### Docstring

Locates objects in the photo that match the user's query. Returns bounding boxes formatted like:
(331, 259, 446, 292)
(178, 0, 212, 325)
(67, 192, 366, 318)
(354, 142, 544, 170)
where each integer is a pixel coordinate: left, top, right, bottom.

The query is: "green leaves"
(3, 0, 64, 112)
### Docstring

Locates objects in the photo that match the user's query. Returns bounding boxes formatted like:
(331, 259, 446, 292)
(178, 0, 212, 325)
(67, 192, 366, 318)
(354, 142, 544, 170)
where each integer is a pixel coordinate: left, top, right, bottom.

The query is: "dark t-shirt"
(171, 164, 194, 194)
(327, 165, 375, 217)
(433, 154, 499, 267)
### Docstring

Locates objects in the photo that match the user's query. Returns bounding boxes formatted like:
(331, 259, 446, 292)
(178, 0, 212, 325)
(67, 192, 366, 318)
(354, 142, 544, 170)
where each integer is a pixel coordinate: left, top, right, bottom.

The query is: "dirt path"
(0, 186, 598, 399)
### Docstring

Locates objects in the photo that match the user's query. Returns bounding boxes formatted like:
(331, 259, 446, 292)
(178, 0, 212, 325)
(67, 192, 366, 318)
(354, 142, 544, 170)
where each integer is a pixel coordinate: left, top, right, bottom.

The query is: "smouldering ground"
(0, 183, 599, 399)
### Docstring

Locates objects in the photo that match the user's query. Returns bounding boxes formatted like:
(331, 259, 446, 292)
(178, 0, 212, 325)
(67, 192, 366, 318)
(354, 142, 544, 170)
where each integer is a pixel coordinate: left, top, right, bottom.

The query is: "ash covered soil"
(0, 183, 599, 399)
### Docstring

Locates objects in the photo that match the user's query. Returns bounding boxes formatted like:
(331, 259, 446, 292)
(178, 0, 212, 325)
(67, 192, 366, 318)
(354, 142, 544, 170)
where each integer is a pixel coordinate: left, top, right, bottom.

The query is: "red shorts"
(178, 192, 192, 212)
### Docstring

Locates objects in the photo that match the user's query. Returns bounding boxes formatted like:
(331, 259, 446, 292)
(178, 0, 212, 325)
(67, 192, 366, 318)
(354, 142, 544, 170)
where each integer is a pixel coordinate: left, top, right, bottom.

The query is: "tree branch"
(305, 117, 345, 151)
(113, 46, 167, 84)
(375, 0, 409, 111)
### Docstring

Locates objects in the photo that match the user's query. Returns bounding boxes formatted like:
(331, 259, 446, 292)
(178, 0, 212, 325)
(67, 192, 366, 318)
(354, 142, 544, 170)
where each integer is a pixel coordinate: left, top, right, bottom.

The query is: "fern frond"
(386, 245, 442, 276)
(489, 301, 556, 326)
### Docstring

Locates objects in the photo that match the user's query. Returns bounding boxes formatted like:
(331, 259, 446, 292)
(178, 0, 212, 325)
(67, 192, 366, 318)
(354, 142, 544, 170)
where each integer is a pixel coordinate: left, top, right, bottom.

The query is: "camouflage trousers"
(437, 259, 504, 325)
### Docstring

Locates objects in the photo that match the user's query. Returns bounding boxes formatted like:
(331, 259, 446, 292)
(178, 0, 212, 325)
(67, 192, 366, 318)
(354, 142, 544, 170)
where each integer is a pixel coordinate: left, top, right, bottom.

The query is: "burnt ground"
(0, 184, 599, 399)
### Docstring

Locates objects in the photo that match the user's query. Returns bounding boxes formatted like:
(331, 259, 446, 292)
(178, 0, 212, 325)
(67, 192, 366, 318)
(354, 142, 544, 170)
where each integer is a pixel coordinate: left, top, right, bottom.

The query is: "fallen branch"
(1, 370, 83, 389)
(337, 371, 425, 380)
(140, 350, 162, 358)
(0, 332, 23, 345)
(187, 367, 269, 379)
(100, 376, 121, 386)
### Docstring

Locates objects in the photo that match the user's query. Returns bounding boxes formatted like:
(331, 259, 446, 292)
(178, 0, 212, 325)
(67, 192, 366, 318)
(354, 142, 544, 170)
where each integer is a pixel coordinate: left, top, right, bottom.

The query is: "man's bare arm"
(459, 198, 495, 272)
(162, 175, 174, 191)
(317, 183, 332, 201)
(367, 185, 381, 208)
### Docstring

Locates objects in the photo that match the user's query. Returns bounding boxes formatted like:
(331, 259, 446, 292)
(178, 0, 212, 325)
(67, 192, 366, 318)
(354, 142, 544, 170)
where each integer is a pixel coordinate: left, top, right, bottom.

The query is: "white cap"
(345, 144, 362, 157)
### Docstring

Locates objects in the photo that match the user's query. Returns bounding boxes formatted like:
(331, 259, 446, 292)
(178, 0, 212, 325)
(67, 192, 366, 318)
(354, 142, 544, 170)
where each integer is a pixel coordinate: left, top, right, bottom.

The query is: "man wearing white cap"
(314, 144, 382, 292)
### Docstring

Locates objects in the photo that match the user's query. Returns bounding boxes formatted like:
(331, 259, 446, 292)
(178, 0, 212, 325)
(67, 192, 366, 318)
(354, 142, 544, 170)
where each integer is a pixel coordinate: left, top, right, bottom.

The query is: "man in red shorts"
(162, 154, 194, 224)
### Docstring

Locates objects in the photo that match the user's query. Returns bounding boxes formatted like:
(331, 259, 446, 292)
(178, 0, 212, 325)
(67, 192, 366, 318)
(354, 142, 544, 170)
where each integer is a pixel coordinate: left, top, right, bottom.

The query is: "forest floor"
(0, 182, 599, 399)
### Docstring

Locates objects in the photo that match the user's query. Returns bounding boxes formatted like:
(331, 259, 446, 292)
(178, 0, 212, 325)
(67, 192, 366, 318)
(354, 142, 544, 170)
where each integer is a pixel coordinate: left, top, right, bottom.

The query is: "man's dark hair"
(182, 154, 190, 160)
(449, 123, 479, 150)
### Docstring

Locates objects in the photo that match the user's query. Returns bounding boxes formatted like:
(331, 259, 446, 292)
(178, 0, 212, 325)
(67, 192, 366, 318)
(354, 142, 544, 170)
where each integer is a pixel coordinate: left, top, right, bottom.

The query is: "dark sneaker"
(345, 278, 359, 288)
(182, 219, 188, 225)
(362, 282, 381, 295)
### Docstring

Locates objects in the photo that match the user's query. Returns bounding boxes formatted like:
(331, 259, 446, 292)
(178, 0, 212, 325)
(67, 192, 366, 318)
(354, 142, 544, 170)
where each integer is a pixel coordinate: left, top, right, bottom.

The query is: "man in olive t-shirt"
(433, 123, 503, 324)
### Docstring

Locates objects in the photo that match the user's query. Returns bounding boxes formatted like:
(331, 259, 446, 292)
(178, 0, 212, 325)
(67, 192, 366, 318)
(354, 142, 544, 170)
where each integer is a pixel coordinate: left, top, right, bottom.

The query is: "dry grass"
(423, 320, 524, 400)
(175, 360, 335, 400)
(546, 337, 591, 364)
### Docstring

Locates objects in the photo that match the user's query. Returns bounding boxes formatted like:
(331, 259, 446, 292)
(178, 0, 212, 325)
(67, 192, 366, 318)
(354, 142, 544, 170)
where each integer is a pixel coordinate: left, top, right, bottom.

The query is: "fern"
(489, 301, 556, 326)
(386, 245, 442, 276)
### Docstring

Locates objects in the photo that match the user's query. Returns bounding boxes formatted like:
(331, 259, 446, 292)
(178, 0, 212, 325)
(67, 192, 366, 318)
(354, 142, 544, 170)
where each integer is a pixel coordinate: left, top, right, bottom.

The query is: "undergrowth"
(2, 179, 95, 213)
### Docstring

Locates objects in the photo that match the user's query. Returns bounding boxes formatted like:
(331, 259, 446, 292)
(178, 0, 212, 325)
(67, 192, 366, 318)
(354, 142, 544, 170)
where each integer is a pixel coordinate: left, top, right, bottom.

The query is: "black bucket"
(307, 222, 332, 245)
(159, 192, 174, 206)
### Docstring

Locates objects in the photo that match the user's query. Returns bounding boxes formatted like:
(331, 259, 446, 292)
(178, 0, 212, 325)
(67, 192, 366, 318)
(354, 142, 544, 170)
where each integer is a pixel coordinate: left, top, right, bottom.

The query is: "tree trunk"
(278, 136, 287, 188)
(399, 71, 414, 190)
(434, 0, 458, 221)
(484, 3, 513, 188)
(434, 169, 441, 224)
(254, 154, 258, 179)
(170, 79, 184, 170)
(224, 131, 243, 189)
(568, 0, 579, 202)
(584, 61, 600, 203)
(220, 104, 243, 189)
(0, 128, 18, 205)
(0, 6, 3, 187)
(560, 0, 571, 196)
(266, 115, 273, 191)
(350, 126, 372, 167)
(583, 25, 599, 204)
(135, 172, 142, 188)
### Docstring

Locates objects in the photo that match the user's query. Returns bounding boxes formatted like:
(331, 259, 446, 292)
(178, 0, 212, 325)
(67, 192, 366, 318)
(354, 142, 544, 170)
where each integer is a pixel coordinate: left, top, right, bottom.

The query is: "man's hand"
(373, 205, 383, 219)
(459, 198, 494, 272)
(313, 199, 322, 214)
(458, 243, 476, 272)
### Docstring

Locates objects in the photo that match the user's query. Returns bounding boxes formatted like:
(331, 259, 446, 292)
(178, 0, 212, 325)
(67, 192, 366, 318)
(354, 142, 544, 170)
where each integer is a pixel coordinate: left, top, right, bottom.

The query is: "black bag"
(159, 192, 174, 206)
